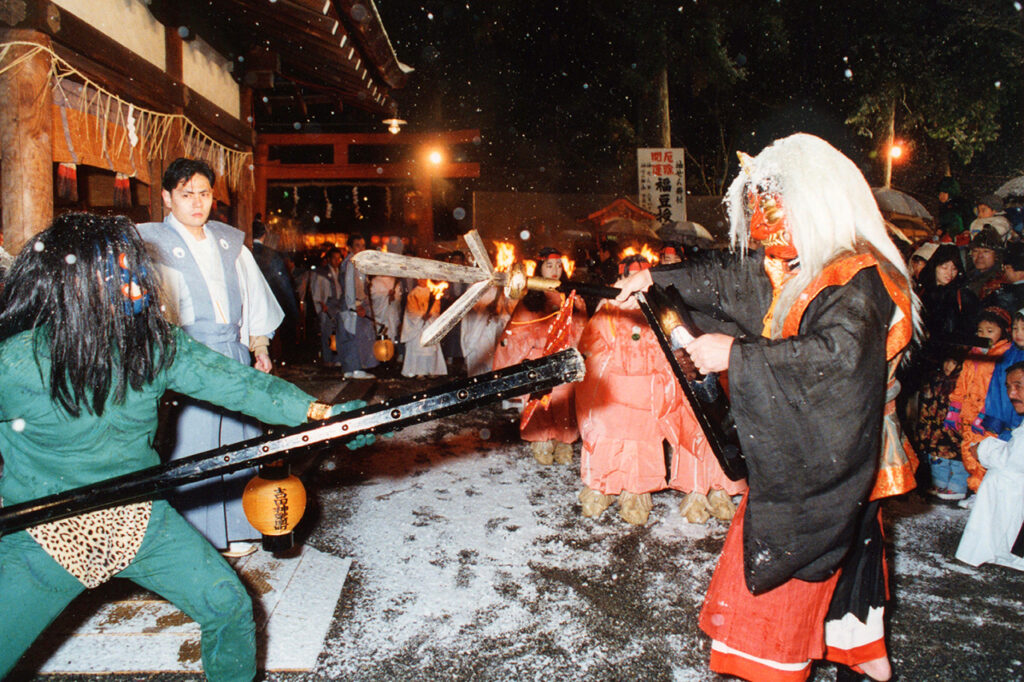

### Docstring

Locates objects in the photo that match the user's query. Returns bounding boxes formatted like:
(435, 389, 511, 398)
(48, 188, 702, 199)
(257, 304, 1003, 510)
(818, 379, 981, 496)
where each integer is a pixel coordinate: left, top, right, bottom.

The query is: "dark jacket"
(920, 282, 980, 351)
(982, 281, 1024, 319)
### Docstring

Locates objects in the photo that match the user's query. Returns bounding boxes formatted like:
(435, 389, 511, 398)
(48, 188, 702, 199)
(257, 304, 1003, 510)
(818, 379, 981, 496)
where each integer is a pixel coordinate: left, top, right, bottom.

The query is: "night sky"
(372, 1, 1024, 202)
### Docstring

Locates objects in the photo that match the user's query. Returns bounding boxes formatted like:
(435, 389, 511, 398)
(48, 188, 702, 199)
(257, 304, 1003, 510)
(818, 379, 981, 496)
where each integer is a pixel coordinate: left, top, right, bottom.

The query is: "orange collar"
(779, 250, 913, 361)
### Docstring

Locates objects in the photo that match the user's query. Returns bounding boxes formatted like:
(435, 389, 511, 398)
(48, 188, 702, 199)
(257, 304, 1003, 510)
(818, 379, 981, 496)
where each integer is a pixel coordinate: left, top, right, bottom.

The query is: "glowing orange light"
(428, 149, 444, 165)
(889, 144, 903, 160)
(619, 245, 660, 265)
(495, 242, 516, 271)
(524, 260, 537, 276)
(426, 279, 449, 298)
(561, 256, 576, 279)
(642, 244, 660, 264)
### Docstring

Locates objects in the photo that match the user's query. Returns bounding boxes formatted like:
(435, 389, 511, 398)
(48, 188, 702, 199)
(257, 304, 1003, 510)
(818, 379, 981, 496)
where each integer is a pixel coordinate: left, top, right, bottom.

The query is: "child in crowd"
(917, 354, 964, 496)
(941, 307, 1011, 500)
(955, 361, 1024, 572)
(959, 309, 1024, 507)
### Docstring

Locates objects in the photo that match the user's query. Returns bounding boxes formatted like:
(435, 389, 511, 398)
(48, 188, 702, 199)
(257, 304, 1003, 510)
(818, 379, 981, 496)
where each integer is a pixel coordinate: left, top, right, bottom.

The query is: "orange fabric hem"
(709, 649, 812, 682)
(825, 638, 888, 667)
(870, 461, 917, 501)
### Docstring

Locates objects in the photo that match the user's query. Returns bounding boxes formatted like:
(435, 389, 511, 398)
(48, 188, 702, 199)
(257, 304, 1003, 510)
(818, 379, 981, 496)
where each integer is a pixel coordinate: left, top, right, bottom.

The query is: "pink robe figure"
(493, 291, 587, 444)
(576, 299, 746, 497)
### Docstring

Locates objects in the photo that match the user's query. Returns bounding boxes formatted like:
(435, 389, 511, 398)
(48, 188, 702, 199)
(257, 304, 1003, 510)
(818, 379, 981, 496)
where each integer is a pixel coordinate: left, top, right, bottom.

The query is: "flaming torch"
(560, 255, 576, 279)
(495, 241, 516, 272)
(620, 245, 660, 265)
(426, 279, 449, 300)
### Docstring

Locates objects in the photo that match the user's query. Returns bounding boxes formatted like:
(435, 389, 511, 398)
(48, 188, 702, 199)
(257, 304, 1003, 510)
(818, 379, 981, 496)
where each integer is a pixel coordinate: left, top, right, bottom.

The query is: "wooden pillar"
(235, 161, 254, 245)
(163, 25, 185, 163)
(0, 30, 53, 255)
(148, 155, 165, 221)
(414, 173, 433, 250)
(254, 141, 268, 220)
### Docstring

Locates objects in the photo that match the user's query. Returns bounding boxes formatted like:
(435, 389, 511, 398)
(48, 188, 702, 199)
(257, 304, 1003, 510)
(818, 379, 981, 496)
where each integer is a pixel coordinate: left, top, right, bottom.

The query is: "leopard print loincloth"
(27, 501, 152, 588)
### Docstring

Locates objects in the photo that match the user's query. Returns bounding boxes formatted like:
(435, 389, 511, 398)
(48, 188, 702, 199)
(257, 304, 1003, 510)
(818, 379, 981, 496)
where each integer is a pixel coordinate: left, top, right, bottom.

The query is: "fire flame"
(560, 256, 575, 279)
(525, 260, 537, 276)
(495, 241, 516, 272)
(426, 279, 449, 298)
(620, 244, 660, 265)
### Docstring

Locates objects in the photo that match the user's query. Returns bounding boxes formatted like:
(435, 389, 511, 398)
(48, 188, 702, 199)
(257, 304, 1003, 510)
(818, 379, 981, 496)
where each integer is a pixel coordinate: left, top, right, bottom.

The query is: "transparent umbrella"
(872, 187, 933, 222)
(995, 176, 1024, 199)
(600, 217, 660, 240)
(657, 220, 714, 243)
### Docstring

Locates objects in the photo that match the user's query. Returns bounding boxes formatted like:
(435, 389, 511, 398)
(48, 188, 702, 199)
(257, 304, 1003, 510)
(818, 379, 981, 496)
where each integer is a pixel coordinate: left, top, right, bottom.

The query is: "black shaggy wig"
(0, 212, 176, 416)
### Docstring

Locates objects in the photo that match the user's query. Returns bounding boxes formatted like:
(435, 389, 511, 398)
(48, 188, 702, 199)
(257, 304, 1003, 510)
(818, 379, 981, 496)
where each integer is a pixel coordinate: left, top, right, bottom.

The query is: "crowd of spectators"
(900, 178, 1024, 573)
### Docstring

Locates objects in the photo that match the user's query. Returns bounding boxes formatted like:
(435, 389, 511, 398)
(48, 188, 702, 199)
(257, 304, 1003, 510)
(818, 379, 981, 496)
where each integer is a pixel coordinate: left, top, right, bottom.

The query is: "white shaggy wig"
(724, 133, 919, 339)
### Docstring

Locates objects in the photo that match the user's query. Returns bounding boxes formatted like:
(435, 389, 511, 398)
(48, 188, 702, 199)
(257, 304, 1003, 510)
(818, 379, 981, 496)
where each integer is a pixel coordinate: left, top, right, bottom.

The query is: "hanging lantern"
(243, 465, 307, 551)
(373, 339, 395, 362)
(57, 163, 78, 202)
(373, 337, 395, 362)
(113, 173, 132, 209)
(352, 185, 363, 220)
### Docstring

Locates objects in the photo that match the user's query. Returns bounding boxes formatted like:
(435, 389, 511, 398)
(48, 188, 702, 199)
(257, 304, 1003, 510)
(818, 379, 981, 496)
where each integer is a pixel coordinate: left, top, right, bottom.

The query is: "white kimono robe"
(956, 429, 1024, 571)
(401, 285, 446, 378)
(369, 274, 403, 341)
(460, 287, 515, 376)
(152, 214, 283, 339)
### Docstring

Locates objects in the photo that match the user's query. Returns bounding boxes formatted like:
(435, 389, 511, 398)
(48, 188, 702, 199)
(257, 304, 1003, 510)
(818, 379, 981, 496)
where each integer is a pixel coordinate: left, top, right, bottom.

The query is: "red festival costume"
(576, 297, 746, 499)
(697, 250, 915, 682)
(493, 288, 587, 448)
(646, 135, 918, 682)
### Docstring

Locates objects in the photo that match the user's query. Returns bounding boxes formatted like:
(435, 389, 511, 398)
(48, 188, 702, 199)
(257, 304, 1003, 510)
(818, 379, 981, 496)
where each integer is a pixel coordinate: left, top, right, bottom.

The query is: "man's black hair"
(0, 213, 176, 416)
(1007, 360, 1024, 377)
(162, 157, 215, 192)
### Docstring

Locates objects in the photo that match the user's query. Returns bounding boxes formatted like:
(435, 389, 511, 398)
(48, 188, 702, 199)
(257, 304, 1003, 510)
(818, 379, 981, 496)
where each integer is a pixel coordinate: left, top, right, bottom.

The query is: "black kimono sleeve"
(658, 255, 895, 594)
(650, 249, 774, 340)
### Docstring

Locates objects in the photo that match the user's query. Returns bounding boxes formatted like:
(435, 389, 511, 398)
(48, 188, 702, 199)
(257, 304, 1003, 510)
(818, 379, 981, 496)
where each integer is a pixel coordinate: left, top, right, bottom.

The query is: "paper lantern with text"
(243, 466, 307, 550)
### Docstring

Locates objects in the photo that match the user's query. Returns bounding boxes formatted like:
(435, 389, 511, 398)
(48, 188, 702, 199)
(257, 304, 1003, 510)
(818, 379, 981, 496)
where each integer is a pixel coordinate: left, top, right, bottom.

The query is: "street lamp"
(884, 140, 906, 189)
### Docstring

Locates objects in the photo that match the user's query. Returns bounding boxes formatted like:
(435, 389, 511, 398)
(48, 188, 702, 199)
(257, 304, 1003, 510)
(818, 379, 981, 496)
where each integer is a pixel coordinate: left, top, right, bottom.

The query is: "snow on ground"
(21, 382, 1022, 682)
(263, 396, 1023, 681)
(291, 406, 723, 681)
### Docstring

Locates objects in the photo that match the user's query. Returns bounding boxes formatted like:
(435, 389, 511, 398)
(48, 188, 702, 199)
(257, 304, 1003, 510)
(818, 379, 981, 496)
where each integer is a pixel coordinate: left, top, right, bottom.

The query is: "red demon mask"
(747, 189, 797, 260)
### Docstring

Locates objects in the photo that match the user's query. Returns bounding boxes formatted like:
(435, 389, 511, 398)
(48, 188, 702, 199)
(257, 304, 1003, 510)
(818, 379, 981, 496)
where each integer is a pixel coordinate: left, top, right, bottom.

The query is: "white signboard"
(637, 147, 686, 226)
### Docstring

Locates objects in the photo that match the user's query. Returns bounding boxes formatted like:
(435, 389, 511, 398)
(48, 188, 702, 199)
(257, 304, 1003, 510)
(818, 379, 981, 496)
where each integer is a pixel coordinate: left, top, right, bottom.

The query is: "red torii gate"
(254, 130, 481, 247)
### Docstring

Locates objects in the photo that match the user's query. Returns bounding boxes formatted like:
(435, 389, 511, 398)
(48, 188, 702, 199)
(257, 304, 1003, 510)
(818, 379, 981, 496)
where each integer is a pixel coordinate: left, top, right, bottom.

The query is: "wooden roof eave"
(212, 0, 397, 112)
(330, 0, 410, 89)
